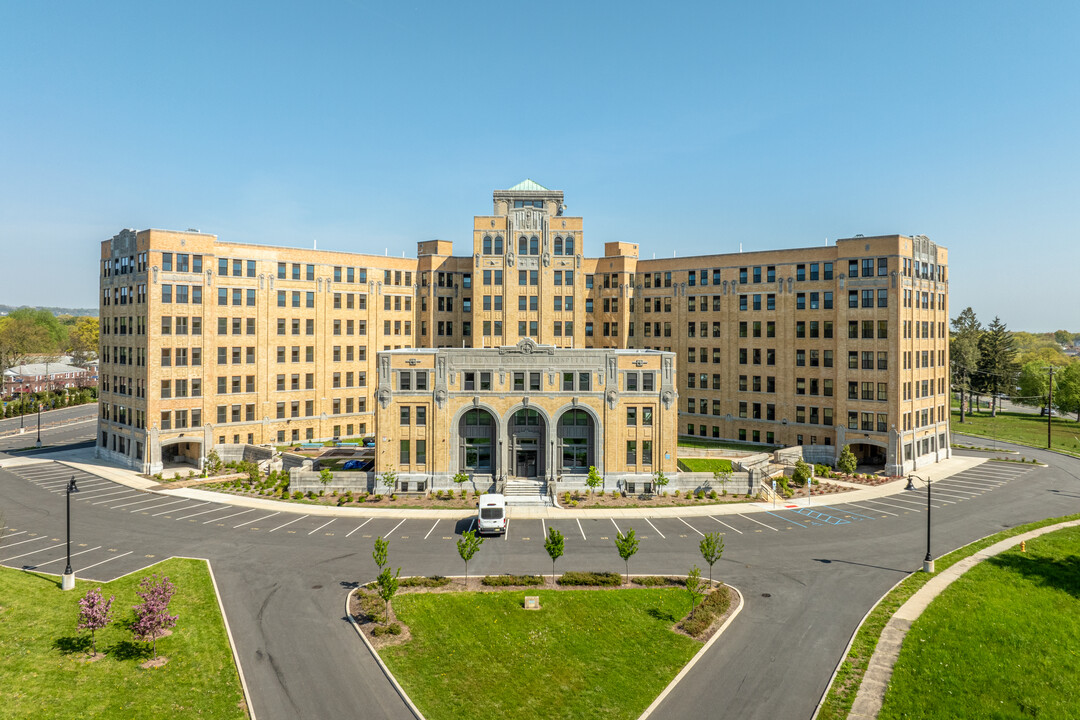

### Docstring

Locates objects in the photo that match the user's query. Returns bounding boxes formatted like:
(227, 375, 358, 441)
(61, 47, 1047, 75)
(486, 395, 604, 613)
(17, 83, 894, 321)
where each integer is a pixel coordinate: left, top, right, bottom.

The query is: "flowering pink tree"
(77, 587, 114, 654)
(130, 574, 177, 659)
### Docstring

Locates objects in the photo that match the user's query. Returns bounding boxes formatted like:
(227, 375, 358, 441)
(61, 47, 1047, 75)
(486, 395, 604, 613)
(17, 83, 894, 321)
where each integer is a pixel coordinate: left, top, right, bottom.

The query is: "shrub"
(838, 445, 858, 475)
(674, 490, 681, 497)
(564, 491, 572, 505)
(482, 574, 544, 587)
(709, 490, 718, 500)
(399, 576, 451, 588)
(292, 490, 302, 500)
(814, 463, 831, 476)
(372, 622, 403, 637)
(792, 459, 812, 487)
(632, 576, 678, 587)
(557, 571, 621, 587)
(695, 489, 705, 500)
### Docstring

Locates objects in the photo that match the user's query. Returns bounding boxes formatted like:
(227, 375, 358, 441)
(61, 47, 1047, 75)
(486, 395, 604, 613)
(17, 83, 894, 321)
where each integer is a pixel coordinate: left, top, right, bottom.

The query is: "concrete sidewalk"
(4, 447, 993, 521)
(847, 517, 1080, 719)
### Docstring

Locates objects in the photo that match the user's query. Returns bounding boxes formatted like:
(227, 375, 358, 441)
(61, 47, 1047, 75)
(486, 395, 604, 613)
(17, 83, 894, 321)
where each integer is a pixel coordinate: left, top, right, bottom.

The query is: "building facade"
(97, 180, 949, 477)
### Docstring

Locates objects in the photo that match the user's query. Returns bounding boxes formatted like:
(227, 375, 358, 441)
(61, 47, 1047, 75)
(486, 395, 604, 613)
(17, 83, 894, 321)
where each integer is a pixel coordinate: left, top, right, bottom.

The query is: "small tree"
(204, 449, 222, 476)
(380, 468, 398, 495)
(319, 467, 334, 489)
(130, 575, 177, 660)
(543, 527, 564, 583)
(614, 528, 639, 585)
(837, 445, 858, 476)
(713, 468, 732, 496)
(792, 459, 812, 488)
(685, 565, 706, 619)
(452, 470, 469, 492)
(699, 532, 725, 586)
(77, 587, 115, 655)
(375, 566, 401, 624)
(585, 466, 603, 494)
(373, 536, 389, 572)
(653, 470, 669, 495)
(457, 529, 484, 585)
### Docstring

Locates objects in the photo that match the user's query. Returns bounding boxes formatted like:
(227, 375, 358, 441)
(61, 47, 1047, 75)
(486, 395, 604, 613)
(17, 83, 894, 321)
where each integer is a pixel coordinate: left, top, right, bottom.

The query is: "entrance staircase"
(503, 478, 552, 507)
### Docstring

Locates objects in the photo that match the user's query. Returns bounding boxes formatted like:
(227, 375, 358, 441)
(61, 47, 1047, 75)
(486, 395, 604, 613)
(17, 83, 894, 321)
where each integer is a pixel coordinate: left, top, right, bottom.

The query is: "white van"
(476, 494, 507, 535)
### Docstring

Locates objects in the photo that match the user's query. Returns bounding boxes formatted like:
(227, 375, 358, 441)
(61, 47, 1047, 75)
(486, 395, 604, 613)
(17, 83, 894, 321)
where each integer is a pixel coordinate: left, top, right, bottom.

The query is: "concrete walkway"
(1, 446, 989, 521)
(847, 518, 1080, 719)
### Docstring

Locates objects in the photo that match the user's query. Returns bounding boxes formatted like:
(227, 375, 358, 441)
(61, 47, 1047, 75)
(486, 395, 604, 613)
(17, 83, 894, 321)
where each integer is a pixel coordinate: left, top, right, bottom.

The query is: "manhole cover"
(761, 593, 772, 598)
(311, 584, 323, 590)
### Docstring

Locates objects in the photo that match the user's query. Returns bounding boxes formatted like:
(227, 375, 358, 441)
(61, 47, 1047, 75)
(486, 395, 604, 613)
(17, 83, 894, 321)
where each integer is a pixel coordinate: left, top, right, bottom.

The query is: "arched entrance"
(848, 441, 887, 468)
(160, 437, 203, 470)
(557, 409, 595, 474)
(459, 409, 496, 476)
(509, 408, 546, 478)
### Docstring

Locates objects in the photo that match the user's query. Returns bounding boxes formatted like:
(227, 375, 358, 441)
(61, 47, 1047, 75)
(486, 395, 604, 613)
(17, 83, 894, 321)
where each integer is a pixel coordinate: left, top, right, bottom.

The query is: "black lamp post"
(907, 473, 933, 572)
(62, 476, 79, 590)
(35, 397, 42, 447)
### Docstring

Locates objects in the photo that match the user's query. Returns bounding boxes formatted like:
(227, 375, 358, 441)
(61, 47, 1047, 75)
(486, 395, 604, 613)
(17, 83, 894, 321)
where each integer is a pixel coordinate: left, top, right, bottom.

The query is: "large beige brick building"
(97, 179, 950, 479)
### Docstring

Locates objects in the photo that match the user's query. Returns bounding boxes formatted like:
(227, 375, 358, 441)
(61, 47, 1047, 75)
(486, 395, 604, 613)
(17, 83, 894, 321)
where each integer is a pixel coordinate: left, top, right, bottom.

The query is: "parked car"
(476, 494, 507, 535)
(1040, 407, 1059, 417)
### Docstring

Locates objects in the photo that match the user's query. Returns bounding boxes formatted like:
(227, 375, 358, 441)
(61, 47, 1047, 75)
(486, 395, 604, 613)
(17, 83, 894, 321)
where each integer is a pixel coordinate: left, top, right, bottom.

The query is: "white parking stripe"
(176, 506, 229, 521)
(3, 535, 48, 548)
(75, 488, 133, 500)
(236, 512, 279, 529)
(932, 489, 977, 500)
(942, 478, 1004, 489)
(884, 495, 944, 508)
(541, 519, 547, 538)
(152, 501, 209, 517)
(423, 520, 440, 540)
(576, 518, 586, 541)
(843, 502, 898, 517)
(644, 518, 666, 539)
(386, 519, 406, 536)
(92, 492, 142, 505)
(346, 518, 372, 537)
(1, 530, 27, 540)
(2, 542, 66, 562)
(132, 499, 190, 514)
(32, 546, 102, 568)
(77, 551, 134, 573)
(738, 514, 779, 531)
(269, 515, 308, 533)
(109, 496, 164, 510)
(52, 481, 110, 492)
(709, 516, 744, 534)
(862, 498, 922, 513)
(308, 519, 335, 535)
(610, 518, 622, 535)
(678, 517, 705, 536)
(504, 519, 510, 541)
(204, 509, 254, 524)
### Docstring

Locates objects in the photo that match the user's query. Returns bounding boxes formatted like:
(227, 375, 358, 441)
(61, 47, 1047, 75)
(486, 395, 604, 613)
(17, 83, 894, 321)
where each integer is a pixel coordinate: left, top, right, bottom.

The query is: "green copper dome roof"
(507, 179, 550, 192)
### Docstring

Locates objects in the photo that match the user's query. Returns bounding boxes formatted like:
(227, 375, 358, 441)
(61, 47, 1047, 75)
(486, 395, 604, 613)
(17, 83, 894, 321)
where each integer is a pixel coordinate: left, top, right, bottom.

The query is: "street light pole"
(907, 473, 933, 572)
(62, 476, 79, 590)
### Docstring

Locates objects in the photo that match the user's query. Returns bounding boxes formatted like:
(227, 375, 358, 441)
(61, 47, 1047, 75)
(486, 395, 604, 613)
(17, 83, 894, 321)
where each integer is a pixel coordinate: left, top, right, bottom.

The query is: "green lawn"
(0, 558, 247, 719)
(380, 589, 702, 720)
(880, 525, 1080, 719)
(676, 457, 734, 473)
(951, 408, 1080, 457)
(677, 437, 776, 452)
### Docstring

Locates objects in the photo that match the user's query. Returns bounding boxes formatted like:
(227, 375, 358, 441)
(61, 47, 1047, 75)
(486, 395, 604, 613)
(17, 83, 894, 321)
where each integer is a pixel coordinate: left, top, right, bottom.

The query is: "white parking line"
(204, 509, 254, 524)
(843, 502, 898, 517)
(346, 518, 372, 537)
(50, 481, 111, 493)
(236, 512, 279, 529)
(387, 519, 407, 536)
(77, 551, 134, 573)
(886, 494, 946, 508)
(2, 542, 66, 562)
(74, 488, 132, 500)
(423, 520, 440, 540)
(611, 518, 622, 535)
(109, 496, 164, 510)
(132, 499, 190, 514)
(308, 519, 336, 535)
(504, 519, 511, 541)
(175, 506, 229, 521)
(932, 488, 977, 500)
(644, 518, 666, 539)
(738, 514, 779, 532)
(862, 498, 922, 512)
(942, 477, 1004, 489)
(32, 546, 102, 568)
(468, 518, 477, 533)
(576, 518, 586, 541)
(1, 530, 27, 540)
(3, 535, 48, 548)
(153, 501, 209, 517)
(678, 517, 705, 536)
(269, 515, 309, 533)
(92, 492, 142, 505)
(709, 516, 744, 534)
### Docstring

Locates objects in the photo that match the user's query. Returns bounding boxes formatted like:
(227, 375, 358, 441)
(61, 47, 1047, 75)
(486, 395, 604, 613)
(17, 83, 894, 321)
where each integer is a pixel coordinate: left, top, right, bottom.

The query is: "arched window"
(558, 409, 593, 472)
(513, 409, 541, 426)
(554, 237, 563, 255)
(494, 236, 504, 254)
(460, 409, 495, 472)
(483, 236, 492, 254)
(530, 236, 539, 255)
(565, 237, 575, 255)
(518, 236, 528, 256)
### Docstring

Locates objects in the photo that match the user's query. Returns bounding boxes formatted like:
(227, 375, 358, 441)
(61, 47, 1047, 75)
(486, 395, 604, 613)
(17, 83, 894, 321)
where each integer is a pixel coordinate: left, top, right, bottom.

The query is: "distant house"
(2, 362, 96, 397)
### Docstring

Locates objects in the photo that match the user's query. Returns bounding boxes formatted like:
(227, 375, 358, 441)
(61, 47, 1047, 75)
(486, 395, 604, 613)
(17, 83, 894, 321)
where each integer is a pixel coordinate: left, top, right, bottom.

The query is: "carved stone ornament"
(662, 390, 674, 409)
(473, 396, 480, 407)
(542, 252, 550, 267)
(633, 359, 647, 367)
(435, 388, 447, 408)
(606, 389, 618, 409)
(522, 396, 529, 408)
(405, 358, 421, 366)
(507, 252, 515, 267)
(377, 388, 392, 409)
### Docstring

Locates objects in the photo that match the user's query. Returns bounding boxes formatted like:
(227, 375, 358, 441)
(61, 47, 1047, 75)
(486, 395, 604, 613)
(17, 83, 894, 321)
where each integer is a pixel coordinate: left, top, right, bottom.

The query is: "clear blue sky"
(2, 1, 1077, 330)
